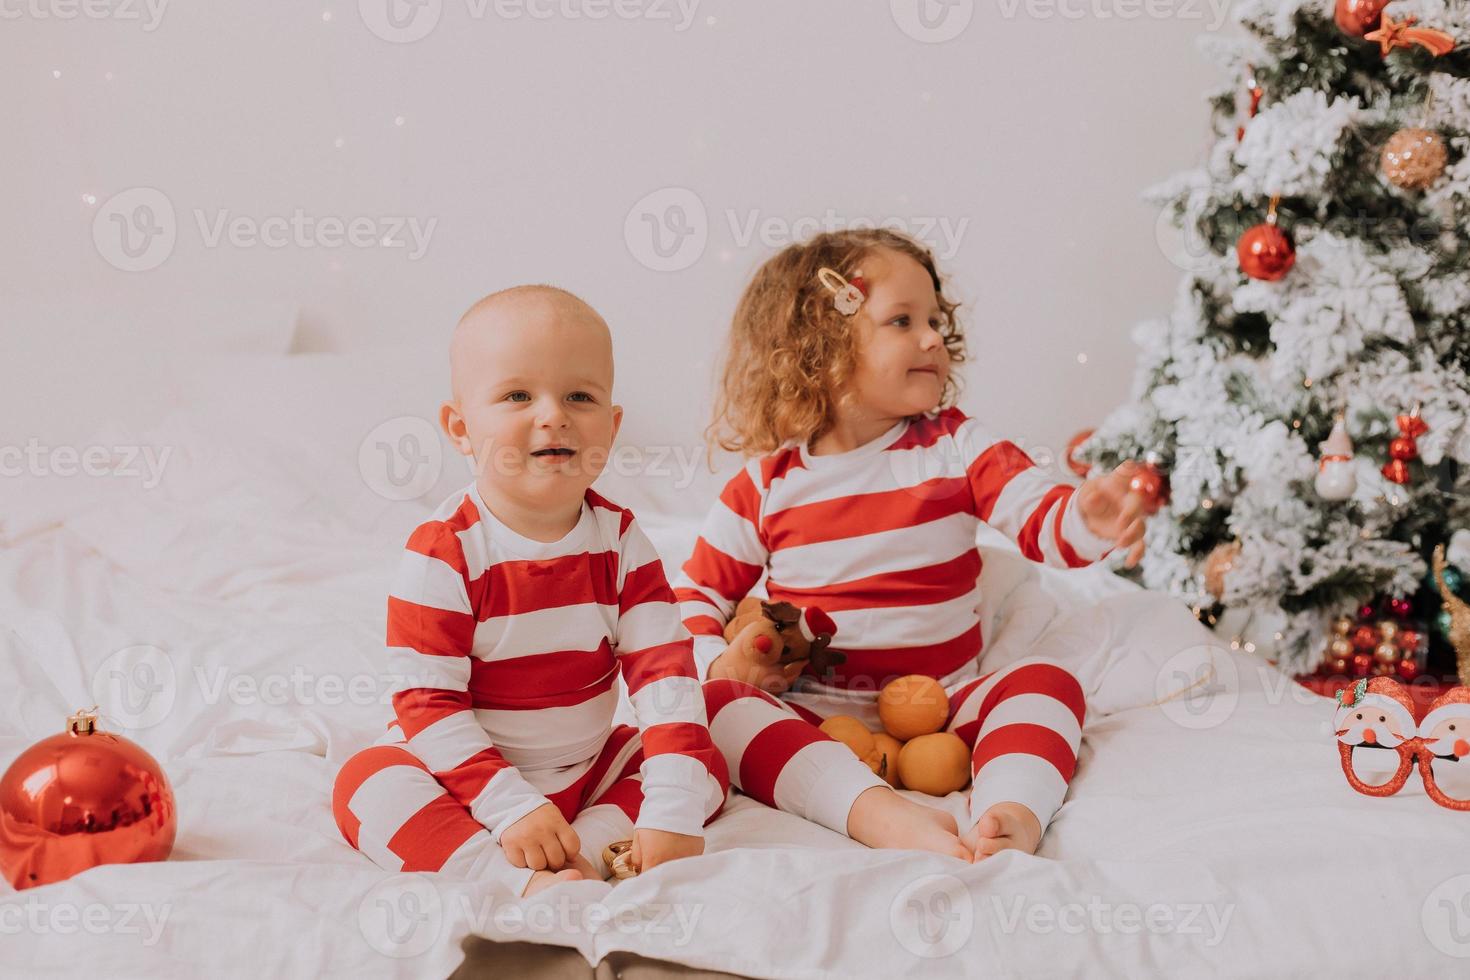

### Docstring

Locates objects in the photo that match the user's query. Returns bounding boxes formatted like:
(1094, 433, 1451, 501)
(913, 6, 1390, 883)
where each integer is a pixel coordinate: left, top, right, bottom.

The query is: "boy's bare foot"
(846, 785, 971, 861)
(962, 802, 1042, 861)
(521, 868, 584, 897)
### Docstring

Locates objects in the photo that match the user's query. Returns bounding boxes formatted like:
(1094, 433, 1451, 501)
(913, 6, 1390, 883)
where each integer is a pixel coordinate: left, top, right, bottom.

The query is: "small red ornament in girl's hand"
(1077, 460, 1162, 568)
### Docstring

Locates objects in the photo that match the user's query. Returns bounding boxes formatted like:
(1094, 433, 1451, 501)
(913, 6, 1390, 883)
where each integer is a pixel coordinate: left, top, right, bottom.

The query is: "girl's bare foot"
(567, 852, 602, 881)
(961, 802, 1042, 861)
(521, 868, 584, 897)
(846, 786, 971, 860)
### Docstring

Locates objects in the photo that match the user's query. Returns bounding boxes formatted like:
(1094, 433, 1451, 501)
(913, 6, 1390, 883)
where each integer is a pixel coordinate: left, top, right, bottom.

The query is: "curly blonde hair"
(708, 228, 966, 456)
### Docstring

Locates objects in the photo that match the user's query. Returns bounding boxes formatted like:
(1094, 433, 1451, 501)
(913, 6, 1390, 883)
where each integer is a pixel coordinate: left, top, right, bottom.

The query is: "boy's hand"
(1076, 462, 1150, 568)
(707, 620, 805, 694)
(500, 802, 581, 871)
(630, 828, 704, 873)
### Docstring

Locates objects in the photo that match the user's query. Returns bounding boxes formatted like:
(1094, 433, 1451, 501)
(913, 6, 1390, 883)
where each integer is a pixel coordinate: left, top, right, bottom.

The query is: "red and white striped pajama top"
(675, 407, 1116, 691)
(384, 483, 724, 841)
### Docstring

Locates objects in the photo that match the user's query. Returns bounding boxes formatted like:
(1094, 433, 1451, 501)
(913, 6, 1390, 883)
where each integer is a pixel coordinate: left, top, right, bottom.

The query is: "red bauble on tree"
(1237, 197, 1295, 281)
(1335, 0, 1387, 37)
(1381, 405, 1429, 486)
(0, 709, 176, 890)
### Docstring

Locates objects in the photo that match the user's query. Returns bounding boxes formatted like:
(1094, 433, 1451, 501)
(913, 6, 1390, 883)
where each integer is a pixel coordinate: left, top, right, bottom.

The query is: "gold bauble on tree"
(1381, 128, 1448, 190)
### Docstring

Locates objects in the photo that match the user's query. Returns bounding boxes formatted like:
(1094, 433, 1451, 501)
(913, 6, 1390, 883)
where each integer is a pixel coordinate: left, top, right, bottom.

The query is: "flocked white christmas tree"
(1081, 0, 1470, 673)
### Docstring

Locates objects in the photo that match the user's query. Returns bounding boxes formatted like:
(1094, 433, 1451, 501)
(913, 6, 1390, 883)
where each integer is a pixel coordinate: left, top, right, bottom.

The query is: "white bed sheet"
(4, 399, 1468, 979)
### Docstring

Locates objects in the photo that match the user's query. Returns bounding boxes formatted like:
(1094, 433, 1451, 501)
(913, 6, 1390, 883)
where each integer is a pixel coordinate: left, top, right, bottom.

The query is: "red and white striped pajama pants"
(703, 657, 1086, 836)
(332, 723, 728, 896)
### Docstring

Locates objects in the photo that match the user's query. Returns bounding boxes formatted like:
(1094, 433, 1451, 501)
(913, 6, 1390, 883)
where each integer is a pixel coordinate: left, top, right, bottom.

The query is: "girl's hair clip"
(816, 267, 867, 316)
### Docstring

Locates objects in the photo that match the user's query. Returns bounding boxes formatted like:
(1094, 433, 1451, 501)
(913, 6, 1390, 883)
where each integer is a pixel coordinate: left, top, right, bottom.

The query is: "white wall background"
(3, 0, 1228, 460)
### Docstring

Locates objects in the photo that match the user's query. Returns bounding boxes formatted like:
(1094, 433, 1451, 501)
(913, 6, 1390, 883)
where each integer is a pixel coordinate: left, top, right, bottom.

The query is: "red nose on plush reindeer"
(722, 597, 846, 674)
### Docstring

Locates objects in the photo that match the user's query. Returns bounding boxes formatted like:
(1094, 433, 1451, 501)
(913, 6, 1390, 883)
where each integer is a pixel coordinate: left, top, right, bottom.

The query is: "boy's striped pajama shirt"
(332, 486, 728, 894)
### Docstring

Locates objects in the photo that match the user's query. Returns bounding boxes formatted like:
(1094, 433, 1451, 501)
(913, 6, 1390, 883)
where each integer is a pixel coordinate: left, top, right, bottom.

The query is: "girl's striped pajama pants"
(703, 657, 1086, 835)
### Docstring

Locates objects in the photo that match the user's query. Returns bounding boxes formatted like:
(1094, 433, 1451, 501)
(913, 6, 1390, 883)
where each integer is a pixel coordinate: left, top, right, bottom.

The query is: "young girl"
(675, 229, 1149, 860)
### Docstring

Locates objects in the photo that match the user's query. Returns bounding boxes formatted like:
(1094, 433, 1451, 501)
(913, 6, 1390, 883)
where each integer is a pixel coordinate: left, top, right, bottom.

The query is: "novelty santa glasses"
(1334, 677, 1470, 811)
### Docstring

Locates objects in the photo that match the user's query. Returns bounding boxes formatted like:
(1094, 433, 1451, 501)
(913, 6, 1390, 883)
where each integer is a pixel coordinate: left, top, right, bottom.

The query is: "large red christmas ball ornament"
(1351, 652, 1374, 678)
(1237, 222, 1295, 281)
(1335, 0, 1386, 37)
(0, 709, 176, 890)
(1065, 429, 1095, 478)
(1388, 597, 1413, 618)
(1352, 624, 1380, 651)
(1397, 657, 1421, 682)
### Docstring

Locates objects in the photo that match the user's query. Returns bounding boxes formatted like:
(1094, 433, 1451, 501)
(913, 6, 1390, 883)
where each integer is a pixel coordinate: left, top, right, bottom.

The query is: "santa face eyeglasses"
(1334, 677, 1470, 811)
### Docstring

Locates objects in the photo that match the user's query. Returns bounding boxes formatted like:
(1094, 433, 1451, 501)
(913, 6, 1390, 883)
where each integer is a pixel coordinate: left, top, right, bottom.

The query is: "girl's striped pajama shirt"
(676, 408, 1112, 835)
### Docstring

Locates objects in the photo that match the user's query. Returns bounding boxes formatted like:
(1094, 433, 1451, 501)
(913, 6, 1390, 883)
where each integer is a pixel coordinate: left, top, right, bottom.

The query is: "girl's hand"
(707, 620, 806, 694)
(630, 828, 704, 872)
(1076, 462, 1149, 568)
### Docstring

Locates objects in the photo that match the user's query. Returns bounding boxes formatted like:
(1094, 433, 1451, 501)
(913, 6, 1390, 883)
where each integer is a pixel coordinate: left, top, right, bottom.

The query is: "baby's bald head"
(440, 284, 623, 529)
(450, 285, 613, 402)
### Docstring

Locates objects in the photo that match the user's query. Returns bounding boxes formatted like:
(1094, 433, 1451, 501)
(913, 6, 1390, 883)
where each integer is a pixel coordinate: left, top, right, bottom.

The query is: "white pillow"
(2, 296, 298, 448)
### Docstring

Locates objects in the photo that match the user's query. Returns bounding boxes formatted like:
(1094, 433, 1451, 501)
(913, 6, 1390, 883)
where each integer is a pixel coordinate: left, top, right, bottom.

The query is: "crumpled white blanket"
(3, 410, 1468, 979)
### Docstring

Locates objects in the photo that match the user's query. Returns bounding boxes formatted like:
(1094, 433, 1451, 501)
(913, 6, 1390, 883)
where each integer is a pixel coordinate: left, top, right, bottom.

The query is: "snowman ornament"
(1315, 416, 1357, 501)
